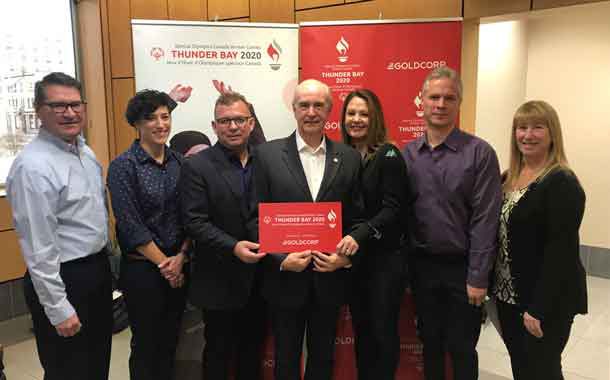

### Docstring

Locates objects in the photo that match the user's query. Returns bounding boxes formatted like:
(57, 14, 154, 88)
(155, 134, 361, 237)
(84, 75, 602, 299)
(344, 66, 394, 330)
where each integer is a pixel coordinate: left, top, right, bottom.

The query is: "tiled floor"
(2, 276, 609, 380)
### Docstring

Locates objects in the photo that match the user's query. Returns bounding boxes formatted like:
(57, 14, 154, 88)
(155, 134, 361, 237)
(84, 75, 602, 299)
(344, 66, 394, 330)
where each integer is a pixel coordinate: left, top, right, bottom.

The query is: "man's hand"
(168, 84, 193, 103)
(159, 253, 185, 281)
(466, 285, 487, 307)
(280, 250, 312, 272)
(312, 251, 351, 272)
(234, 241, 266, 264)
(55, 313, 82, 337)
(523, 311, 544, 338)
(336, 235, 359, 256)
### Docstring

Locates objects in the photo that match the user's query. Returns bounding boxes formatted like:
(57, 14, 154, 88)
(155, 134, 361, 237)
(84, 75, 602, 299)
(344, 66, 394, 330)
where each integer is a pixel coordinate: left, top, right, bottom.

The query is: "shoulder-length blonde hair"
(340, 89, 388, 153)
(505, 100, 570, 190)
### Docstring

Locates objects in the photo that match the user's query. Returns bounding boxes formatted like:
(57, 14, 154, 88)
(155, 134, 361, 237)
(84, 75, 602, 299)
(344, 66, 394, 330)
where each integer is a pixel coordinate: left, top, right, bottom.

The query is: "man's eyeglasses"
(215, 116, 252, 127)
(44, 101, 87, 114)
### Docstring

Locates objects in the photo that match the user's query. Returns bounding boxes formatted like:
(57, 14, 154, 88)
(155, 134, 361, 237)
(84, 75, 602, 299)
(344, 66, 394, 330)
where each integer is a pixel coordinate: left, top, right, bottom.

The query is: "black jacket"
(179, 144, 259, 310)
(503, 168, 587, 320)
(360, 143, 410, 253)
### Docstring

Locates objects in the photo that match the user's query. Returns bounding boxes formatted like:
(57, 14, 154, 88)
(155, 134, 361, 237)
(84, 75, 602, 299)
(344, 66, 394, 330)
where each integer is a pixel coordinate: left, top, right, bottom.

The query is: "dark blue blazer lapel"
(209, 144, 244, 204)
(282, 133, 313, 201)
(316, 138, 341, 202)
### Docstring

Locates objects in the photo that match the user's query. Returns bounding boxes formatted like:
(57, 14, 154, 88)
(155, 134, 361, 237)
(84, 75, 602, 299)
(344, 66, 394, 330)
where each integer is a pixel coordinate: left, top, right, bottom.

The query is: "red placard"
(300, 20, 462, 149)
(259, 202, 342, 253)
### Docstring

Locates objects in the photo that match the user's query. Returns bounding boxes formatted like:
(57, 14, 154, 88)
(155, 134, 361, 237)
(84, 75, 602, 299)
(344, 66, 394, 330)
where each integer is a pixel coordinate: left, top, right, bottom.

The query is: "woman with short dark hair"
(108, 89, 189, 380)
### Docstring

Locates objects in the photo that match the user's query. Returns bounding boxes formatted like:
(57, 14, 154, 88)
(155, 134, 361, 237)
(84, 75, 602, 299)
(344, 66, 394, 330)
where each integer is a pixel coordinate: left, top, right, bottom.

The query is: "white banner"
(132, 20, 299, 143)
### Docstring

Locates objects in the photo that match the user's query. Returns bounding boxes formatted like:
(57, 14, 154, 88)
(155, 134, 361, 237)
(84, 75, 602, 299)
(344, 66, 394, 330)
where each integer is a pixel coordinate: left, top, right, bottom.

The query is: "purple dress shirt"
(403, 128, 502, 288)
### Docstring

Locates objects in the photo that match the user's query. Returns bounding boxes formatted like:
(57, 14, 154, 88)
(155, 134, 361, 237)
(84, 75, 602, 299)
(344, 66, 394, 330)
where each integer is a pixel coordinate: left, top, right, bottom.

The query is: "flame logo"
(267, 39, 282, 63)
(264, 216, 272, 224)
(336, 37, 349, 55)
(150, 47, 164, 61)
(328, 209, 337, 228)
(414, 91, 424, 117)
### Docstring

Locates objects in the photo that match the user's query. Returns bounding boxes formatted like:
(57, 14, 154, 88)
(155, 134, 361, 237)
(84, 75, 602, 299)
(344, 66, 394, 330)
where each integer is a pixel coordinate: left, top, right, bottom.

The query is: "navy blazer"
(251, 132, 369, 308)
(179, 143, 259, 310)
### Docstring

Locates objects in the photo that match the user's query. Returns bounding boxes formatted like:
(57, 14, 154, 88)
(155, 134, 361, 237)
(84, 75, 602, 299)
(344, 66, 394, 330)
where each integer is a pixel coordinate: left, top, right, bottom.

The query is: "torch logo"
(150, 47, 164, 61)
(264, 216, 272, 224)
(336, 37, 349, 63)
(327, 209, 337, 229)
(267, 39, 282, 71)
(414, 91, 424, 117)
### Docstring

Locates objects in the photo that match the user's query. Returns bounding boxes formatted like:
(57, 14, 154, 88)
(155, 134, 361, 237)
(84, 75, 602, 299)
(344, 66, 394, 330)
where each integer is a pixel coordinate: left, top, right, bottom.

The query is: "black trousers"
(350, 249, 405, 380)
(23, 251, 113, 380)
(497, 300, 574, 380)
(411, 254, 482, 380)
(121, 259, 187, 380)
(201, 292, 266, 380)
(270, 297, 341, 380)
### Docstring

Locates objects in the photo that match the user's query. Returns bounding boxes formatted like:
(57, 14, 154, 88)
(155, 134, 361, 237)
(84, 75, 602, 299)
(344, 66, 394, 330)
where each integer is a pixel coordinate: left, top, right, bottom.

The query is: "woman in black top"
(492, 100, 587, 380)
(340, 89, 409, 380)
(108, 90, 190, 380)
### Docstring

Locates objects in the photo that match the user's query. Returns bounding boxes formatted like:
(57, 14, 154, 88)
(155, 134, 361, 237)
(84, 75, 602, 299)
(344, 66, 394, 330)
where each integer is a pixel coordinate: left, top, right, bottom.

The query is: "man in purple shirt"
(403, 66, 502, 380)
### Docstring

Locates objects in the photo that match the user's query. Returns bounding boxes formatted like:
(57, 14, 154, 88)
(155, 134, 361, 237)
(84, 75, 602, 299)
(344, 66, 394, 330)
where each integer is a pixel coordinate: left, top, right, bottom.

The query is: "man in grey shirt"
(6, 72, 112, 380)
(403, 67, 502, 380)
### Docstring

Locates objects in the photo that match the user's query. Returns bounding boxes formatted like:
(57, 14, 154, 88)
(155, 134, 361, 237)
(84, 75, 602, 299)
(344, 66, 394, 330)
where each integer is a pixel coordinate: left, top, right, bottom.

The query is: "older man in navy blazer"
(251, 79, 370, 380)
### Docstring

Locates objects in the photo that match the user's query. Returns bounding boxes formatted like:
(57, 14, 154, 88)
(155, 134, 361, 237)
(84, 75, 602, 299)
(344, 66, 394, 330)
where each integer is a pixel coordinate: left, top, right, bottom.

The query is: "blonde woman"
(492, 100, 587, 380)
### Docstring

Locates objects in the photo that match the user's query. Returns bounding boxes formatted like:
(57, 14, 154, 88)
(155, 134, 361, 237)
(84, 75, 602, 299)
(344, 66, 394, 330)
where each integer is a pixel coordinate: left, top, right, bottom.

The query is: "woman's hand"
(159, 253, 185, 281)
(523, 311, 544, 338)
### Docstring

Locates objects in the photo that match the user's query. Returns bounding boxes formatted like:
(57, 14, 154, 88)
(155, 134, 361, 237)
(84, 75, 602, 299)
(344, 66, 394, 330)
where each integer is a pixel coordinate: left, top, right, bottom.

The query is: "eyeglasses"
(215, 116, 252, 127)
(44, 101, 87, 114)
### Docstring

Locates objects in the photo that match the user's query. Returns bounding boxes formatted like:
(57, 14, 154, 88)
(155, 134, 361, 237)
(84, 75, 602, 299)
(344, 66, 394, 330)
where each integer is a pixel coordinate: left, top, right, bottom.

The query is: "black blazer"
(179, 143, 258, 310)
(504, 168, 587, 320)
(360, 143, 410, 254)
(251, 132, 369, 308)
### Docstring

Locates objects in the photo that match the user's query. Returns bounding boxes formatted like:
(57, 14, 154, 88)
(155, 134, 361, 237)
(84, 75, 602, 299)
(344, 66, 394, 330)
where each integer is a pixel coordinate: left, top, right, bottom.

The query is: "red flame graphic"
(267, 43, 280, 63)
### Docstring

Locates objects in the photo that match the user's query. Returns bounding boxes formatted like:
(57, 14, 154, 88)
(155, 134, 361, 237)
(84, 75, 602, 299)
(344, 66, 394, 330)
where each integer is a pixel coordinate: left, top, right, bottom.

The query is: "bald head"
(293, 79, 332, 111)
(292, 79, 332, 142)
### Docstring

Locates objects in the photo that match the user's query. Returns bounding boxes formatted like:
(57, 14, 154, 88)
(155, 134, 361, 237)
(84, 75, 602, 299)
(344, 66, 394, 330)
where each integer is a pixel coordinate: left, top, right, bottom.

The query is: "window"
(0, 0, 77, 187)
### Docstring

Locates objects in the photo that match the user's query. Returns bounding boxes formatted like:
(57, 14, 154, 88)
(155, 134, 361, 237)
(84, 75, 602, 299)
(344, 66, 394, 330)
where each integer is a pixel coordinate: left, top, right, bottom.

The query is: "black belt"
(65, 247, 107, 265)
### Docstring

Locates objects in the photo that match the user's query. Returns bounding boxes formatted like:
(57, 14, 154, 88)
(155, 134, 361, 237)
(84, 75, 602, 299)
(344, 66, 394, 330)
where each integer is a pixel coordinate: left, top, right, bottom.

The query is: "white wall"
(476, 1, 610, 248)
(475, 19, 529, 172)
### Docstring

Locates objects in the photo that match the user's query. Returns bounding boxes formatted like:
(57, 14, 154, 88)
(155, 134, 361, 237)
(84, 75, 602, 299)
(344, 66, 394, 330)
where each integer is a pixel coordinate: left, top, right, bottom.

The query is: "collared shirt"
(403, 127, 502, 287)
(218, 143, 254, 212)
(6, 128, 108, 325)
(296, 130, 326, 200)
(107, 140, 184, 257)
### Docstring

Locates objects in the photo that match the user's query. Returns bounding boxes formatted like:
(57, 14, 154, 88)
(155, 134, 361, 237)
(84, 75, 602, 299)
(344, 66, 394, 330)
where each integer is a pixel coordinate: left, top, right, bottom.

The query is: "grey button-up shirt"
(6, 128, 108, 325)
(403, 127, 502, 287)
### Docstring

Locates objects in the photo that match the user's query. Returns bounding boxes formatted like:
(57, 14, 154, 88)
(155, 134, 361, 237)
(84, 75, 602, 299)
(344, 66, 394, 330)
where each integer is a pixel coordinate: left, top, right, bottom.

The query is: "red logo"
(150, 47, 164, 61)
(267, 39, 282, 71)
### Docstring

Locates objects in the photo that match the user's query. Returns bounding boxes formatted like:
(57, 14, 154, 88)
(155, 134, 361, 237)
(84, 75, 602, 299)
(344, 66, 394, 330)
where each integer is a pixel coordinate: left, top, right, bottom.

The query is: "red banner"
(300, 20, 462, 149)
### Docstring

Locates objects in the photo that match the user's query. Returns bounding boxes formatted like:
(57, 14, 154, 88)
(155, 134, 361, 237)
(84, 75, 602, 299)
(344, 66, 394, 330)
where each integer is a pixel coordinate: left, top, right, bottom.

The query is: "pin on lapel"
(333, 157, 339, 163)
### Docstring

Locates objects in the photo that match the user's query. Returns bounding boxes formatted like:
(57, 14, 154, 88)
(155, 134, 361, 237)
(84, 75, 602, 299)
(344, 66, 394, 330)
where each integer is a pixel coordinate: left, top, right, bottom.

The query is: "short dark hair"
(213, 92, 250, 119)
(340, 89, 388, 151)
(34, 72, 83, 109)
(125, 89, 175, 126)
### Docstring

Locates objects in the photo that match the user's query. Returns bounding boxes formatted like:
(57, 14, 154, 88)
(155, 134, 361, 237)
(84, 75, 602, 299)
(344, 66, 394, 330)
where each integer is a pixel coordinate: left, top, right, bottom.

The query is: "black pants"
(23, 251, 113, 380)
(201, 292, 266, 380)
(411, 254, 482, 380)
(497, 300, 573, 380)
(270, 297, 340, 380)
(350, 249, 405, 380)
(121, 259, 187, 380)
